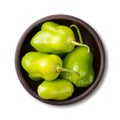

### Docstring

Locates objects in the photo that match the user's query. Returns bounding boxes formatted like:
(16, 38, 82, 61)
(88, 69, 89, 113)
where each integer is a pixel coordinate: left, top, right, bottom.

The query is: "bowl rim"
(15, 14, 106, 105)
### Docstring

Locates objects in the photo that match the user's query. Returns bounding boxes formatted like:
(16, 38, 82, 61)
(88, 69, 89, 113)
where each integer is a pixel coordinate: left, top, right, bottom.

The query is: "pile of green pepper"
(21, 21, 95, 100)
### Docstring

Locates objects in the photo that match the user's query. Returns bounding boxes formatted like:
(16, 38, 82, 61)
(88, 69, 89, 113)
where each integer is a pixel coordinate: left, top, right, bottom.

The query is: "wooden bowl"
(15, 15, 105, 105)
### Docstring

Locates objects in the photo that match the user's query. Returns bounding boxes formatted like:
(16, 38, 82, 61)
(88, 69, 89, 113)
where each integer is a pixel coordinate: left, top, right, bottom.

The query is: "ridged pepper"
(60, 46, 95, 87)
(31, 22, 88, 54)
(21, 52, 78, 81)
(37, 79, 74, 100)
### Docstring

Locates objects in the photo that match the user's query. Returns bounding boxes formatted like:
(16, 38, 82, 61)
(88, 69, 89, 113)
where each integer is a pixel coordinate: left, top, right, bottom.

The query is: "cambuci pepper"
(60, 47, 95, 87)
(30, 21, 89, 54)
(37, 79, 74, 100)
(21, 52, 79, 81)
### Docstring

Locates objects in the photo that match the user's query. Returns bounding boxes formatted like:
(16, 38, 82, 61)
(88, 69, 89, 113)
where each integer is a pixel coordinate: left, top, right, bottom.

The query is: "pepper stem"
(56, 66, 80, 76)
(70, 24, 90, 53)
(71, 41, 90, 53)
(70, 24, 83, 44)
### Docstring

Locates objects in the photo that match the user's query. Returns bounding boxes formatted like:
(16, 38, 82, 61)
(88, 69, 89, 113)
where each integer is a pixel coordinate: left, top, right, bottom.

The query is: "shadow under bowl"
(15, 14, 105, 105)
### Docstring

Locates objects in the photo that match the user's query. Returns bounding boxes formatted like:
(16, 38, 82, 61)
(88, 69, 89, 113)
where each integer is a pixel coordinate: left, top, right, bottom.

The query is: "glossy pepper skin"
(21, 52, 63, 81)
(30, 21, 76, 54)
(60, 47, 95, 87)
(37, 79, 74, 100)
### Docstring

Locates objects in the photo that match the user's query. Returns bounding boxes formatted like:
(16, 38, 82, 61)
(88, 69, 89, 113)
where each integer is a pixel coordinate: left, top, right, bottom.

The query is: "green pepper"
(37, 79, 74, 100)
(21, 52, 78, 81)
(60, 46, 95, 87)
(30, 22, 89, 54)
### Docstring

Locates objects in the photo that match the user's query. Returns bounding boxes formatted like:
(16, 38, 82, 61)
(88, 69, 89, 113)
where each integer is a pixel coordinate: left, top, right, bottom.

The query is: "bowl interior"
(15, 15, 105, 105)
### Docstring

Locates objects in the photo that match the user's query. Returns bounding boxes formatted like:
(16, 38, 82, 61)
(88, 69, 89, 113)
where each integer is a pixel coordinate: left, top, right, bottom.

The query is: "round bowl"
(15, 14, 105, 105)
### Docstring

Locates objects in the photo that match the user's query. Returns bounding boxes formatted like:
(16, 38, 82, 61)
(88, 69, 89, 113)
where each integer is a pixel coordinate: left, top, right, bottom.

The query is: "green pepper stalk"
(70, 24, 90, 53)
(56, 66, 80, 76)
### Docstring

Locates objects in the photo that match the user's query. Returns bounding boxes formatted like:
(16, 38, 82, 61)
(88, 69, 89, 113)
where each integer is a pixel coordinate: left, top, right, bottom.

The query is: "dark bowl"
(15, 14, 105, 105)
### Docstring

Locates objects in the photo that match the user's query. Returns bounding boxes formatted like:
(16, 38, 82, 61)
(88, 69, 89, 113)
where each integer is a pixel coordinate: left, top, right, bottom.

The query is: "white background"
(0, 0, 120, 119)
